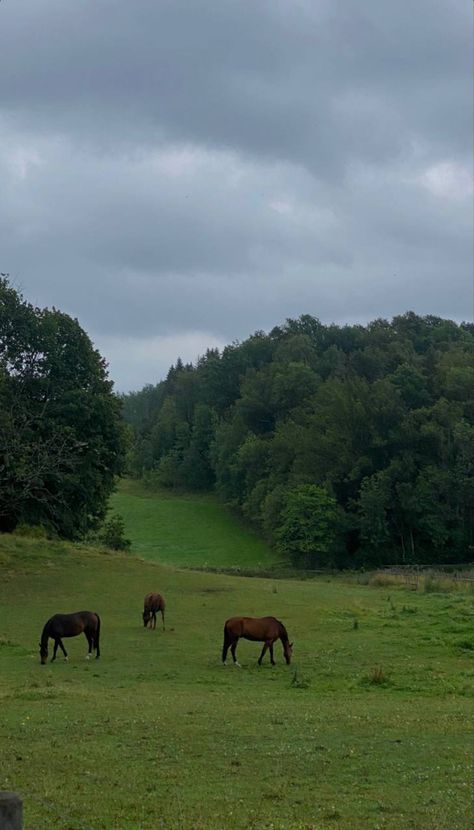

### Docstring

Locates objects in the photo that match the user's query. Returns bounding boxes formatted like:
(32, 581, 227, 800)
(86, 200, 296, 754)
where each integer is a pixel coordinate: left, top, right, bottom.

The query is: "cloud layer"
(1, 0, 472, 390)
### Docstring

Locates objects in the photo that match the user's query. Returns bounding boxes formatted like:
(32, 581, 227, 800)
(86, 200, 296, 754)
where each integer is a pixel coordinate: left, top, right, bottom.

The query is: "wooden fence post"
(0, 792, 23, 829)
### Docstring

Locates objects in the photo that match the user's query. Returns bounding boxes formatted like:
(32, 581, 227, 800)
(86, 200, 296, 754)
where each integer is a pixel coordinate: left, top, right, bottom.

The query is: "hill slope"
(109, 478, 280, 570)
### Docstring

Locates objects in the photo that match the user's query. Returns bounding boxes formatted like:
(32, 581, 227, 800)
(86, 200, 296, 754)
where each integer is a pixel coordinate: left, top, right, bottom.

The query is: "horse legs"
(85, 631, 93, 660)
(94, 622, 100, 659)
(230, 641, 241, 667)
(51, 639, 67, 662)
(222, 628, 231, 664)
(258, 642, 269, 665)
(58, 640, 68, 660)
(258, 640, 274, 665)
(152, 611, 156, 630)
(161, 607, 165, 631)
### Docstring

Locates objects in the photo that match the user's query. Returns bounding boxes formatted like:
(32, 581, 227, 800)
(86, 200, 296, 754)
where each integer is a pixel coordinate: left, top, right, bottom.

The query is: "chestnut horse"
(39, 611, 101, 664)
(222, 616, 293, 667)
(143, 592, 166, 630)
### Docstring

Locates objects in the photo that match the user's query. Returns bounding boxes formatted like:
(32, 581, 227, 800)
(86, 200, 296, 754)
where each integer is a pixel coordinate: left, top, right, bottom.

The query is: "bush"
(13, 523, 50, 539)
(369, 572, 403, 588)
(290, 668, 311, 689)
(365, 666, 391, 686)
(100, 514, 131, 551)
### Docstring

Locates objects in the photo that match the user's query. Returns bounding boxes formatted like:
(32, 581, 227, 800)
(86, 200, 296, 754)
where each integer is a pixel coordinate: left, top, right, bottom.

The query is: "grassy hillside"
(109, 478, 280, 570)
(0, 532, 473, 830)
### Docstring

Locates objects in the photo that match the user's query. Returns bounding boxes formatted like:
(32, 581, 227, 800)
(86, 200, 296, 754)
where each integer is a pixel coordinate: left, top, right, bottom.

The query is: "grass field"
(0, 483, 473, 829)
(109, 479, 279, 570)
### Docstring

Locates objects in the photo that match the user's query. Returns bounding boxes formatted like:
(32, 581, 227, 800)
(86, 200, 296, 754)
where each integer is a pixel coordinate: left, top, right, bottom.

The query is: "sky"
(1, 0, 473, 392)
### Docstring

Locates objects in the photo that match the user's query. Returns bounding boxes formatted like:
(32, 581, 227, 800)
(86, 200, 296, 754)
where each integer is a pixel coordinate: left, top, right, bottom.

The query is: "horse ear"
(290, 642, 293, 648)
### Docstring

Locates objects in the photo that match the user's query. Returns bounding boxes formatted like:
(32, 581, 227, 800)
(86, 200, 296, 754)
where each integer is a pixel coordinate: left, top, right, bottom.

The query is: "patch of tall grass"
(369, 569, 474, 594)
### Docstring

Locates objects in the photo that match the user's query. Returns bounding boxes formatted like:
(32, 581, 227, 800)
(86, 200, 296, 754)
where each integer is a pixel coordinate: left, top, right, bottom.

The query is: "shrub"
(456, 640, 474, 651)
(369, 572, 403, 588)
(13, 523, 49, 539)
(291, 668, 311, 689)
(363, 666, 391, 686)
(100, 514, 131, 551)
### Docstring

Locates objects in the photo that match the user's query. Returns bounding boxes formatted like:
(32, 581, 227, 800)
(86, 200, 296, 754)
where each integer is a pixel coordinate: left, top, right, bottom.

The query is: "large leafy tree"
(275, 485, 342, 568)
(0, 277, 125, 537)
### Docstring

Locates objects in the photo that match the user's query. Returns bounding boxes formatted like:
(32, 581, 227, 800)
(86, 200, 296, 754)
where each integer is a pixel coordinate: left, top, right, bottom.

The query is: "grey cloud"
(1, 1, 471, 171)
(0, 0, 472, 389)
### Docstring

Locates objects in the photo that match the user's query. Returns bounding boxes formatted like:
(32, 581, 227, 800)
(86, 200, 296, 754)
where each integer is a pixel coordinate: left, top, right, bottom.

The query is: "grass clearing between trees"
(109, 478, 280, 571)
(0, 486, 473, 829)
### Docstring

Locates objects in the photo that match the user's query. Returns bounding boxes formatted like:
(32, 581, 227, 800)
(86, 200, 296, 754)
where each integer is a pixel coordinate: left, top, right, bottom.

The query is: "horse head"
(142, 609, 151, 627)
(284, 641, 293, 665)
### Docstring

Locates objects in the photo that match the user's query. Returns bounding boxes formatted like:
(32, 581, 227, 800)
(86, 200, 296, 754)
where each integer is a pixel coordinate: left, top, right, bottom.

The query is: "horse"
(143, 592, 166, 630)
(222, 616, 293, 667)
(39, 611, 101, 664)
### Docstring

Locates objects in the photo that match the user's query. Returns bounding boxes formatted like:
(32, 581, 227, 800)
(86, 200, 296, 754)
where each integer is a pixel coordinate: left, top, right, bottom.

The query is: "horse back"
(46, 611, 99, 637)
(225, 616, 280, 641)
(144, 592, 165, 612)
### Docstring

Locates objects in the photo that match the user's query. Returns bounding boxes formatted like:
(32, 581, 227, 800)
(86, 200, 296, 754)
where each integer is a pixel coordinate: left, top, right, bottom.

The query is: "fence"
(380, 566, 474, 585)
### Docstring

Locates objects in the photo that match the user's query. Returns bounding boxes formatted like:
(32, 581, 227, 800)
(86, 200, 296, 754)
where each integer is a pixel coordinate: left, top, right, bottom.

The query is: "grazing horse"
(222, 616, 293, 667)
(39, 611, 101, 664)
(143, 593, 166, 630)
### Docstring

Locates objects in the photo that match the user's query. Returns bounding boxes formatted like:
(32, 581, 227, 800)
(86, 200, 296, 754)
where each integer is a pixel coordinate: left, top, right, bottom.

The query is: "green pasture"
(0, 484, 473, 829)
(109, 479, 279, 570)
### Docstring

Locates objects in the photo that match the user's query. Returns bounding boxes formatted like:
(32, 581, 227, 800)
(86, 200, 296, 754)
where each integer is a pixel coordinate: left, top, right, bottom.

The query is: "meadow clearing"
(0, 481, 473, 830)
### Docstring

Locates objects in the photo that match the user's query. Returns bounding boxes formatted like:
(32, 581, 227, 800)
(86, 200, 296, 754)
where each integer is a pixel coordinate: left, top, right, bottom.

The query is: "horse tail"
(222, 622, 231, 662)
(94, 613, 101, 657)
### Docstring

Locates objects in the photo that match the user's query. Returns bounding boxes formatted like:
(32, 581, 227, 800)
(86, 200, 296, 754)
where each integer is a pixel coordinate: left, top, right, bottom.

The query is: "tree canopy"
(0, 277, 126, 537)
(124, 312, 474, 568)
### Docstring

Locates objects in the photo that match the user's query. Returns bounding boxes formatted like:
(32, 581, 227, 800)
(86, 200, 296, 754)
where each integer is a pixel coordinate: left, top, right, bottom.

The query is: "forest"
(123, 313, 474, 569)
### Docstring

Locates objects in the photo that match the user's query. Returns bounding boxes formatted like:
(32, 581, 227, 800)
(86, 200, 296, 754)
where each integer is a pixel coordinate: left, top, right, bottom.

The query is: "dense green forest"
(0, 278, 126, 537)
(123, 313, 474, 568)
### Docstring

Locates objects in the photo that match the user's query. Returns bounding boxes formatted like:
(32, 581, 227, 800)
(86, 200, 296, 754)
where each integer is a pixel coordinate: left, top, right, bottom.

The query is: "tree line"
(123, 313, 474, 568)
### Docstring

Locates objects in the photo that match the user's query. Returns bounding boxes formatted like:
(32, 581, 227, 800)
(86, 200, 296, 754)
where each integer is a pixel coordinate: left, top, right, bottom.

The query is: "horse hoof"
(85, 655, 90, 661)
(235, 662, 242, 668)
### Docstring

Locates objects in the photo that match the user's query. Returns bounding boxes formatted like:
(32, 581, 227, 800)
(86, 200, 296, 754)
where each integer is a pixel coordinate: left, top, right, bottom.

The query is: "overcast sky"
(1, 0, 472, 391)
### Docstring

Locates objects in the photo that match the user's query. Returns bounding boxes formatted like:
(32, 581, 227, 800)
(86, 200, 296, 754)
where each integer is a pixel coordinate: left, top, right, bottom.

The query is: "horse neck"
(278, 622, 289, 645)
(40, 622, 50, 648)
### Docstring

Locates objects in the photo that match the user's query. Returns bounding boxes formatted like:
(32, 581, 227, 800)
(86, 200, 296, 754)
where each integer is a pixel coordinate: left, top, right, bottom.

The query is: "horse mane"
(276, 619, 289, 642)
(40, 619, 51, 650)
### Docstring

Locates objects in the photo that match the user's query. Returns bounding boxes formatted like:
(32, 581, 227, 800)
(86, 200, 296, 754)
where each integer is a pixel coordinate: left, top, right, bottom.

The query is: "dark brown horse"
(39, 611, 101, 664)
(222, 616, 293, 667)
(143, 593, 166, 630)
